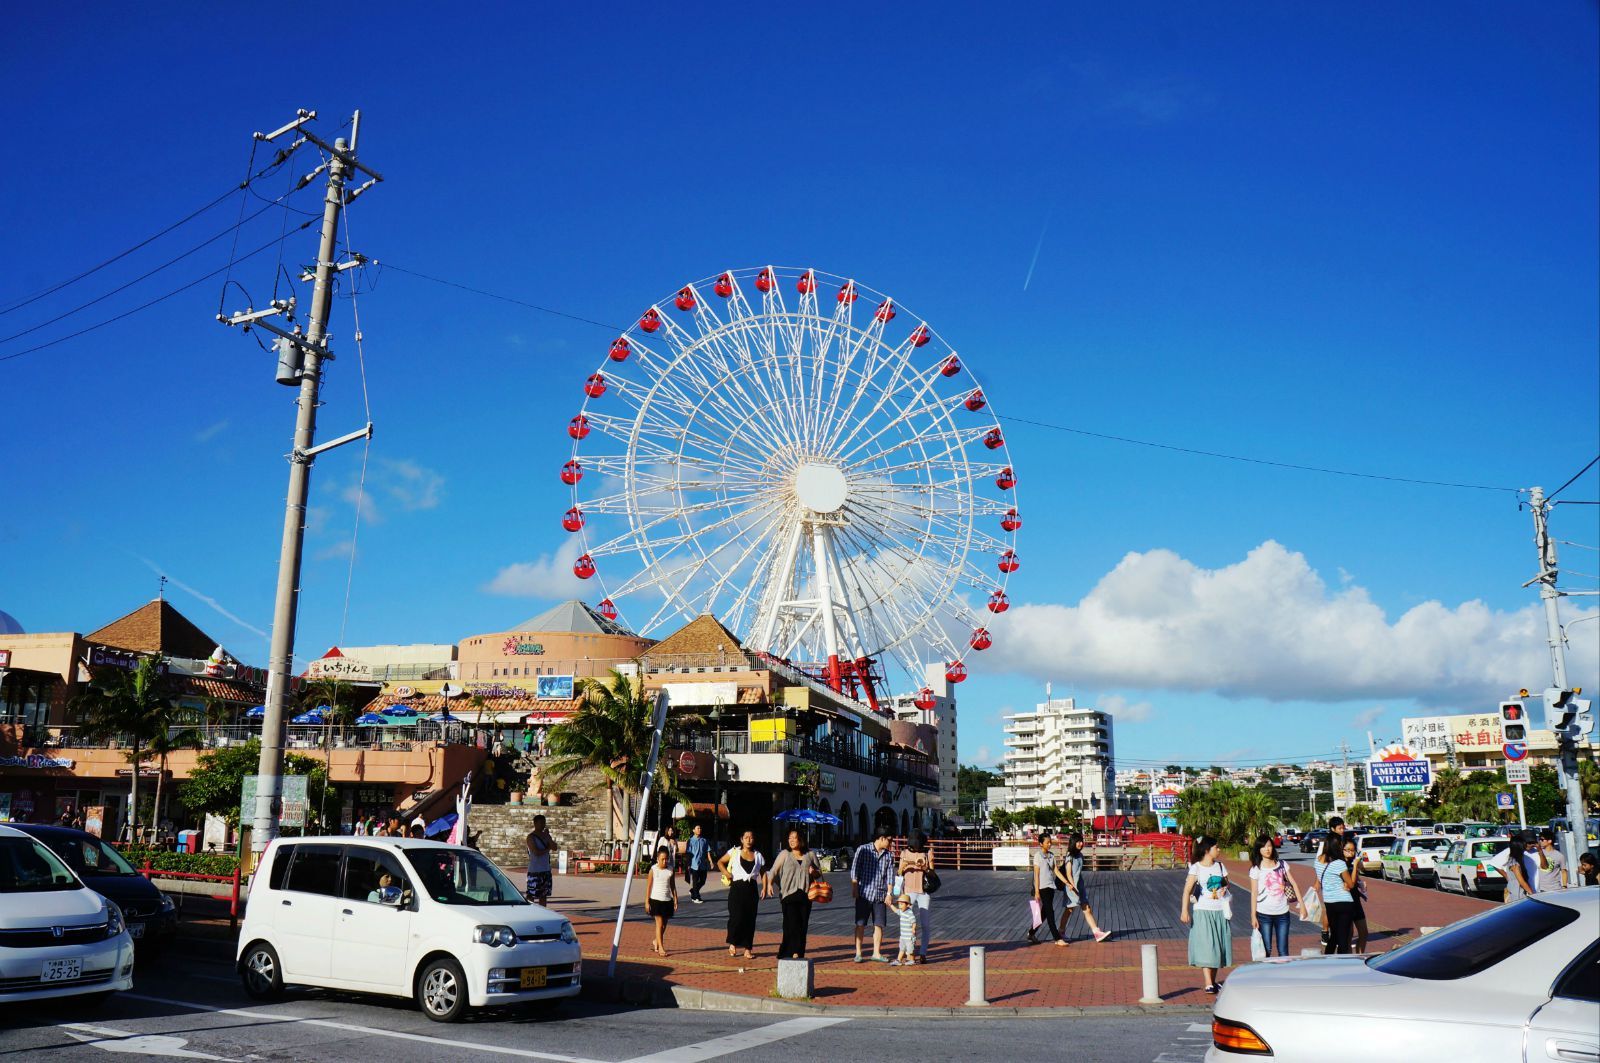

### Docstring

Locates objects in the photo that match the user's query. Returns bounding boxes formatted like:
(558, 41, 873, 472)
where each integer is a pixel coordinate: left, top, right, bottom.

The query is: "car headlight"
(158, 893, 175, 912)
(559, 922, 578, 945)
(472, 925, 517, 947)
(104, 901, 125, 939)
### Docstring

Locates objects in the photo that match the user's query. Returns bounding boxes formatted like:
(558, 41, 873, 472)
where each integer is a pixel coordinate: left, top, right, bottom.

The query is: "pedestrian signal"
(1499, 700, 1527, 743)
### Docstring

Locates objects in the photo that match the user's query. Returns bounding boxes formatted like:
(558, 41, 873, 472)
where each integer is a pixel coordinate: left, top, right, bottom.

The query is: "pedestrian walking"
(890, 883, 917, 966)
(1027, 833, 1068, 948)
(1501, 833, 1535, 903)
(655, 824, 679, 872)
(1326, 816, 1369, 951)
(525, 814, 555, 904)
(1316, 835, 1360, 956)
(717, 830, 765, 959)
(1179, 835, 1233, 993)
(1532, 829, 1569, 891)
(644, 847, 678, 956)
(1058, 832, 1113, 943)
(767, 829, 821, 959)
(684, 822, 712, 903)
(850, 828, 896, 963)
(1248, 833, 1304, 957)
(896, 829, 935, 963)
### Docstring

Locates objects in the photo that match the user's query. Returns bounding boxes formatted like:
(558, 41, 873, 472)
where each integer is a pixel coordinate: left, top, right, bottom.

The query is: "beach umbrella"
(290, 711, 327, 725)
(381, 704, 417, 717)
(426, 712, 457, 723)
(245, 705, 266, 719)
(355, 712, 387, 725)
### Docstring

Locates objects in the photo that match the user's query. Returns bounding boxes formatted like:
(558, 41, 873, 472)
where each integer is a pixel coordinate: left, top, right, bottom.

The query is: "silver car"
(1207, 887, 1598, 1061)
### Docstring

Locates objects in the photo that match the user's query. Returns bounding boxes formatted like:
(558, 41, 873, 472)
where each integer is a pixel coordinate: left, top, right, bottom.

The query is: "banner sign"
(240, 774, 309, 828)
(1150, 787, 1182, 812)
(536, 674, 575, 700)
(1333, 767, 1356, 806)
(1505, 761, 1531, 785)
(1366, 745, 1431, 791)
(0, 753, 75, 769)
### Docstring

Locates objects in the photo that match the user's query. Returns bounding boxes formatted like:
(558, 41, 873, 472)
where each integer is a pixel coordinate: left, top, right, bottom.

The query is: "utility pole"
(220, 110, 379, 859)
(1524, 486, 1588, 875)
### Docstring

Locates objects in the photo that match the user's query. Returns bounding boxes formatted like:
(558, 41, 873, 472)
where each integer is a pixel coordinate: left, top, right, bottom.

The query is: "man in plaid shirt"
(851, 828, 896, 963)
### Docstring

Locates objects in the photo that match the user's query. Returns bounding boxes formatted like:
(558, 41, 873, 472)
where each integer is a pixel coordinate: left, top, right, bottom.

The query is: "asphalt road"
(0, 941, 1216, 1063)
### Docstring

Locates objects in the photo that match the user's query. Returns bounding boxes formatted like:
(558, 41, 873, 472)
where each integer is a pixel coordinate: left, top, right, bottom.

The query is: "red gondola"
(609, 337, 631, 362)
(714, 272, 734, 297)
(561, 507, 585, 532)
(983, 428, 1005, 450)
(797, 270, 816, 295)
(640, 308, 662, 333)
(996, 466, 1016, 490)
(572, 554, 596, 580)
(584, 373, 607, 398)
(1001, 508, 1022, 532)
(874, 300, 896, 323)
(945, 661, 968, 683)
(970, 628, 992, 652)
(674, 287, 696, 312)
(940, 355, 961, 377)
(913, 687, 936, 710)
(559, 460, 583, 486)
(756, 267, 774, 293)
(837, 281, 857, 304)
(909, 324, 931, 347)
(998, 550, 1020, 574)
(987, 589, 1010, 613)
(964, 389, 987, 412)
(567, 414, 590, 440)
(598, 598, 618, 622)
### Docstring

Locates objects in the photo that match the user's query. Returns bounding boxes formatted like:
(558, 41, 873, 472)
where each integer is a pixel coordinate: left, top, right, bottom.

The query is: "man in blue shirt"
(684, 823, 712, 903)
(851, 828, 895, 963)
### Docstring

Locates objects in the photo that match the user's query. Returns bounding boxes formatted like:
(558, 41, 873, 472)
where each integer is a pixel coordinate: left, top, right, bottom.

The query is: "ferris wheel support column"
(810, 520, 845, 692)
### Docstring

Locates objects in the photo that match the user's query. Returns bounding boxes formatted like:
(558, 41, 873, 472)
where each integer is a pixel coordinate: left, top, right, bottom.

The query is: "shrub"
(115, 847, 240, 878)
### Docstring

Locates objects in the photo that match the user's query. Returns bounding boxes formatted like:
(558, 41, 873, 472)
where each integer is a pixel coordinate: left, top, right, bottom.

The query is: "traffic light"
(1499, 700, 1527, 743)
(1543, 687, 1584, 733)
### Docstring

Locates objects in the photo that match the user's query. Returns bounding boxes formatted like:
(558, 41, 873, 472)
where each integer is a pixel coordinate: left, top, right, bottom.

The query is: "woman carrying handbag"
(896, 830, 937, 963)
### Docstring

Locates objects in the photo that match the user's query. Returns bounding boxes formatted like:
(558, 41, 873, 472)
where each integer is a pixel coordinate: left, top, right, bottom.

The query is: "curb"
(580, 975, 1213, 1018)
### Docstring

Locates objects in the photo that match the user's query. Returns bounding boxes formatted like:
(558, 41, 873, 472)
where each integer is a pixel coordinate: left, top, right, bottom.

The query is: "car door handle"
(281, 899, 292, 906)
(1548, 1039, 1600, 1063)
(341, 909, 353, 915)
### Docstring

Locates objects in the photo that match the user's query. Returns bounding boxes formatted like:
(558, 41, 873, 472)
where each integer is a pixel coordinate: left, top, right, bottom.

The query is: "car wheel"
(417, 957, 469, 1023)
(240, 942, 285, 1001)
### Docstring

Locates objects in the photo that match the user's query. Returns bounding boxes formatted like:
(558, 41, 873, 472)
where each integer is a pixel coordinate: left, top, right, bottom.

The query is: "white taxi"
(0, 823, 135, 1004)
(237, 837, 581, 1022)
(1378, 834, 1452, 886)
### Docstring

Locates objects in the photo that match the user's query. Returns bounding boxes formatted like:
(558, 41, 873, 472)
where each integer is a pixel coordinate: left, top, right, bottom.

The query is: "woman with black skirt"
(717, 829, 766, 959)
(644, 847, 677, 956)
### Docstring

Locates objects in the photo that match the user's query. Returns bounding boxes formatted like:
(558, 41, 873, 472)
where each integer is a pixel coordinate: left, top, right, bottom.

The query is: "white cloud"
(1351, 705, 1386, 729)
(484, 539, 589, 598)
(316, 541, 354, 562)
(987, 541, 1598, 707)
(341, 483, 381, 525)
(193, 420, 229, 443)
(1096, 694, 1154, 723)
(970, 745, 997, 768)
(378, 458, 444, 511)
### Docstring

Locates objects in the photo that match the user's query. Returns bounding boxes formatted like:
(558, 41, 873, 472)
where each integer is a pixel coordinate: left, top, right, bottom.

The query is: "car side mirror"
(378, 884, 405, 906)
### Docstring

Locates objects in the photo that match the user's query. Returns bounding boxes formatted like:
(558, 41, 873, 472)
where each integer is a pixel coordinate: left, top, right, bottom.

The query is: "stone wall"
(473, 762, 622, 869)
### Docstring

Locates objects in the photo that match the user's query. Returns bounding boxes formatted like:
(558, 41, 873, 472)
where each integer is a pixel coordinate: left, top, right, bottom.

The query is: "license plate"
(519, 967, 546, 989)
(42, 959, 81, 983)
(129, 923, 145, 939)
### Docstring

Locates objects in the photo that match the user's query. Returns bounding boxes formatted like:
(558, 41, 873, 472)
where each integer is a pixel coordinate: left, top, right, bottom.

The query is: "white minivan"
(237, 837, 581, 1021)
(0, 823, 135, 1004)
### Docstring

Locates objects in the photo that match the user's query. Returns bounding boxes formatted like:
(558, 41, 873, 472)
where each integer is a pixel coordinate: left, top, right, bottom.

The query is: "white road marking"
(622, 1017, 850, 1063)
(60, 1023, 238, 1061)
(123, 994, 604, 1063)
(1186, 1023, 1210, 1032)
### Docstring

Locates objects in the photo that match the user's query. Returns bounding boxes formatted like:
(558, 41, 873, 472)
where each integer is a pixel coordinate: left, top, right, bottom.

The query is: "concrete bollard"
(965, 946, 989, 1006)
(775, 958, 813, 1000)
(1138, 942, 1162, 1004)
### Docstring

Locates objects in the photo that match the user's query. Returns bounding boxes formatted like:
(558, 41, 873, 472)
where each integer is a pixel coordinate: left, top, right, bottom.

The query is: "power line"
(1548, 455, 1600, 502)
(0, 220, 315, 364)
(0, 147, 303, 318)
(382, 262, 1525, 496)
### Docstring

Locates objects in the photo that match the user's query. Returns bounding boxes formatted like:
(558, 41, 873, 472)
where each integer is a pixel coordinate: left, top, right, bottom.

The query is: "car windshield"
(1409, 838, 1450, 853)
(48, 835, 140, 876)
(403, 847, 527, 906)
(1369, 897, 1579, 980)
(1470, 840, 1509, 860)
(1361, 836, 1396, 848)
(0, 835, 82, 893)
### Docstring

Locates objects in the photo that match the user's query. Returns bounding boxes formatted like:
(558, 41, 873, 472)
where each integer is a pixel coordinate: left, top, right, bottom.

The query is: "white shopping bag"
(1249, 929, 1267, 962)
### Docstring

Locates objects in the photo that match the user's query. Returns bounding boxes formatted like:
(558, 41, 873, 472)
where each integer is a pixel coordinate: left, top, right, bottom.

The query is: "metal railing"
(666, 730, 936, 789)
(14, 722, 476, 754)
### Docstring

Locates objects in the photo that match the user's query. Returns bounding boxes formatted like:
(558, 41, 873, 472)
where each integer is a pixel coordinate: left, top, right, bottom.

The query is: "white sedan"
(1207, 888, 1598, 1061)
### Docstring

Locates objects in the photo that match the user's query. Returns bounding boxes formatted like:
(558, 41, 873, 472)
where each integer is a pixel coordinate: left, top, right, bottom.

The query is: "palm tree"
(1175, 780, 1277, 845)
(146, 723, 203, 836)
(541, 668, 702, 839)
(72, 656, 178, 843)
(304, 677, 353, 740)
(198, 696, 232, 745)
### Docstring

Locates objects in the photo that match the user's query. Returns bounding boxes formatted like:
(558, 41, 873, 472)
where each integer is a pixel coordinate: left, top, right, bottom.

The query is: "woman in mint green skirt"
(1179, 835, 1233, 994)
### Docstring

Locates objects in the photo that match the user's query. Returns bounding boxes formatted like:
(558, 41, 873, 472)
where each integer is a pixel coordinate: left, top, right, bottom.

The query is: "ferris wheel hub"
(794, 462, 848, 514)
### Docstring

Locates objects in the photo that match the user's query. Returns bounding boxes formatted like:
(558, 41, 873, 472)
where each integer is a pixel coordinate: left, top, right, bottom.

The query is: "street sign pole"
(1515, 783, 1527, 831)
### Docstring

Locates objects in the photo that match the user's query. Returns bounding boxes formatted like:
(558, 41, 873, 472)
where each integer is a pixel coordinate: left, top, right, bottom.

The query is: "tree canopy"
(178, 739, 327, 827)
(1175, 780, 1277, 845)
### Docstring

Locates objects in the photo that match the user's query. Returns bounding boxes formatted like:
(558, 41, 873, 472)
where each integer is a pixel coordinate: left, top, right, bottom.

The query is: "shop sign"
(1367, 745, 1431, 790)
(305, 656, 373, 681)
(1151, 787, 1182, 812)
(393, 686, 415, 697)
(114, 766, 163, 777)
(465, 683, 532, 699)
(536, 675, 574, 700)
(819, 770, 836, 792)
(502, 637, 545, 656)
(0, 753, 75, 769)
(89, 647, 167, 673)
(240, 774, 308, 828)
(0, 649, 10, 667)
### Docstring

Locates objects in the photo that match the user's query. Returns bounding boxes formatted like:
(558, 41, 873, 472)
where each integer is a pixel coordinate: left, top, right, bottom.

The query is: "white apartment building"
(1002, 689, 1115, 813)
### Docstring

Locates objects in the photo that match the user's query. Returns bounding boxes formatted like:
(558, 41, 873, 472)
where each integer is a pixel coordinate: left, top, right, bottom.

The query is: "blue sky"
(3, 4, 1596, 773)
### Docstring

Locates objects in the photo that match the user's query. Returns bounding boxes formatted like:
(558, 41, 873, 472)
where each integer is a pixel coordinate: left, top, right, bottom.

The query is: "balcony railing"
(10, 723, 473, 755)
(667, 730, 937, 790)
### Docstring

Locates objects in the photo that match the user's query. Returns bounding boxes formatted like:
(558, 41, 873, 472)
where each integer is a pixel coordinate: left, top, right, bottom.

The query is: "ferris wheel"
(559, 266, 1020, 704)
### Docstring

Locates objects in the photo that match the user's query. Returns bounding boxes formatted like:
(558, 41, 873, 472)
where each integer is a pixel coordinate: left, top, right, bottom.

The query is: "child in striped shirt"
(891, 877, 917, 966)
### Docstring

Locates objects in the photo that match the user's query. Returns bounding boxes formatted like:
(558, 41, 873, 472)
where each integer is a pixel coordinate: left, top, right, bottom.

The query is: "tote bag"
(1028, 897, 1043, 929)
